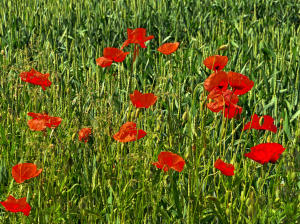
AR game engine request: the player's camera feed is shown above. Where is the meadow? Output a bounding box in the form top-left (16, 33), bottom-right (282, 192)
top-left (0, 0), bottom-right (299, 223)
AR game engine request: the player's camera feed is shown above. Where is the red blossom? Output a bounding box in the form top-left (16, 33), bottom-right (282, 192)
top-left (19, 69), bottom-right (51, 90)
top-left (27, 112), bottom-right (62, 131)
top-left (0, 196), bottom-right (31, 216)
top-left (96, 47), bottom-right (129, 68)
top-left (113, 122), bottom-right (146, 143)
top-left (78, 128), bottom-right (92, 143)
top-left (121, 28), bottom-right (154, 49)
top-left (130, 90), bottom-right (157, 108)
top-left (152, 151), bottom-right (185, 172)
top-left (204, 71), bottom-right (228, 92)
top-left (244, 114), bottom-right (277, 133)
top-left (227, 71), bottom-right (254, 95)
top-left (157, 42), bottom-right (180, 55)
top-left (203, 55), bottom-right (228, 72)
top-left (244, 143), bottom-right (285, 164)
top-left (214, 159), bottom-right (234, 176)
top-left (12, 163), bottom-right (42, 184)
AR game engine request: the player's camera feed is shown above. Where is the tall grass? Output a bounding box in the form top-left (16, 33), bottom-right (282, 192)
top-left (0, 0), bottom-right (299, 223)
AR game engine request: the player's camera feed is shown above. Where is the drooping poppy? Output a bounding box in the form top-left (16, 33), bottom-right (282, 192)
top-left (19, 69), bottom-right (51, 90)
top-left (214, 159), bottom-right (234, 176)
top-left (204, 71), bottom-right (228, 92)
top-left (244, 143), bottom-right (285, 164)
top-left (0, 195), bottom-right (31, 216)
top-left (227, 71), bottom-right (254, 95)
top-left (152, 151), bottom-right (185, 172)
top-left (78, 128), bottom-right (92, 143)
top-left (157, 42), bottom-right (180, 55)
top-left (130, 90), bottom-right (157, 108)
top-left (113, 122), bottom-right (146, 143)
top-left (244, 114), bottom-right (277, 133)
top-left (121, 28), bottom-right (154, 50)
top-left (96, 47), bottom-right (129, 68)
top-left (203, 55), bottom-right (228, 72)
top-left (27, 112), bottom-right (62, 131)
top-left (11, 163), bottom-right (42, 184)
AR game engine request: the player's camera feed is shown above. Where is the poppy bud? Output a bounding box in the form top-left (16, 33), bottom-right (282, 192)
top-left (225, 207), bottom-right (230, 216)
top-left (247, 204), bottom-right (255, 217)
top-left (267, 135), bottom-right (271, 143)
top-left (135, 108), bottom-right (140, 118)
top-left (240, 190), bottom-right (246, 202)
top-left (217, 44), bottom-right (229, 51)
top-left (182, 110), bottom-right (188, 122)
top-left (1, 50), bottom-right (4, 55)
top-left (130, 111), bottom-right (135, 120)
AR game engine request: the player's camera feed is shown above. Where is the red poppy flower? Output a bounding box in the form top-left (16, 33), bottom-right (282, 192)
top-left (113, 122), bottom-right (146, 143)
top-left (244, 114), bottom-right (277, 133)
top-left (96, 47), bottom-right (129, 68)
top-left (203, 55), bottom-right (228, 71)
top-left (12, 163), bottom-right (42, 183)
top-left (130, 90), bottom-right (157, 108)
top-left (244, 143), bottom-right (286, 164)
top-left (78, 128), bottom-right (92, 143)
top-left (19, 69), bottom-right (51, 90)
top-left (152, 151), bottom-right (185, 172)
top-left (0, 195), bottom-right (31, 216)
top-left (157, 42), bottom-right (180, 55)
top-left (121, 28), bottom-right (154, 49)
top-left (27, 112), bottom-right (62, 131)
top-left (223, 103), bottom-right (243, 119)
top-left (204, 71), bottom-right (228, 92)
top-left (207, 88), bottom-right (241, 119)
top-left (214, 159), bottom-right (234, 176)
top-left (227, 71), bottom-right (254, 95)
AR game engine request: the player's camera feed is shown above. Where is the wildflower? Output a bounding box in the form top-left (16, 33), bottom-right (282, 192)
top-left (96, 47), bottom-right (129, 68)
top-left (152, 151), bottom-right (185, 172)
top-left (19, 69), bottom-right (51, 90)
top-left (130, 90), bottom-right (157, 108)
top-left (203, 55), bottom-right (228, 72)
top-left (11, 163), bottom-right (42, 183)
top-left (27, 112), bottom-right (62, 131)
top-left (244, 143), bottom-right (285, 164)
top-left (157, 42), bottom-right (180, 55)
top-left (204, 71), bottom-right (228, 92)
top-left (113, 122), bottom-right (146, 142)
top-left (0, 196), bottom-right (31, 216)
top-left (78, 128), bottom-right (92, 143)
top-left (244, 114), bottom-right (277, 133)
top-left (121, 28), bottom-right (154, 50)
top-left (227, 71), bottom-right (254, 95)
top-left (214, 159), bottom-right (234, 176)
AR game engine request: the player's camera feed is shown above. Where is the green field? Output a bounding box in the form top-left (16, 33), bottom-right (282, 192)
top-left (0, 0), bottom-right (299, 223)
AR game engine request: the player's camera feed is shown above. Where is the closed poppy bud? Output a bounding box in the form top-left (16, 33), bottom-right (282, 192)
top-left (217, 44), bottom-right (229, 51)
top-left (182, 110), bottom-right (188, 122)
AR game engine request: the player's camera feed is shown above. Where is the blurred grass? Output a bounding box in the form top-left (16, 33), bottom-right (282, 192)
top-left (0, 0), bottom-right (299, 223)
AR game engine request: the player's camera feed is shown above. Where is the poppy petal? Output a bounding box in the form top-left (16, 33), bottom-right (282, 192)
top-left (227, 71), bottom-right (254, 95)
top-left (96, 57), bottom-right (113, 68)
top-left (113, 122), bottom-right (146, 142)
top-left (244, 143), bottom-right (285, 164)
top-left (157, 42), bottom-right (180, 55)
top-left (204, 71), bottom-right (228, 92)
top-left (130, 90), bottom-right (157, 108)
top-left (12, 163), bottom-right (42, 183)
top-left (0, 196), bottom-right (31, 216)
top-left (78, 128), bottom-right (92, 143)
top-left (19, 69), bottom-right (52, 90)
top-left (244, 114), bottom-right (277, 133)
top-left (153, 151), bottom-right (185, 172)
top-left (203, 55), bottom-right (228, 71)
top-left (214, 159), bottom-right (234, 176)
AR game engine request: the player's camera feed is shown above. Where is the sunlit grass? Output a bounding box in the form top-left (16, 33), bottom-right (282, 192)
top-left (0, 0), bottom-right (299, 223)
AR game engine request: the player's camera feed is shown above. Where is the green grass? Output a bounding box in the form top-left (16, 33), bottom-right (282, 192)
top-left (0, 0), bottom-right (299, 223)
